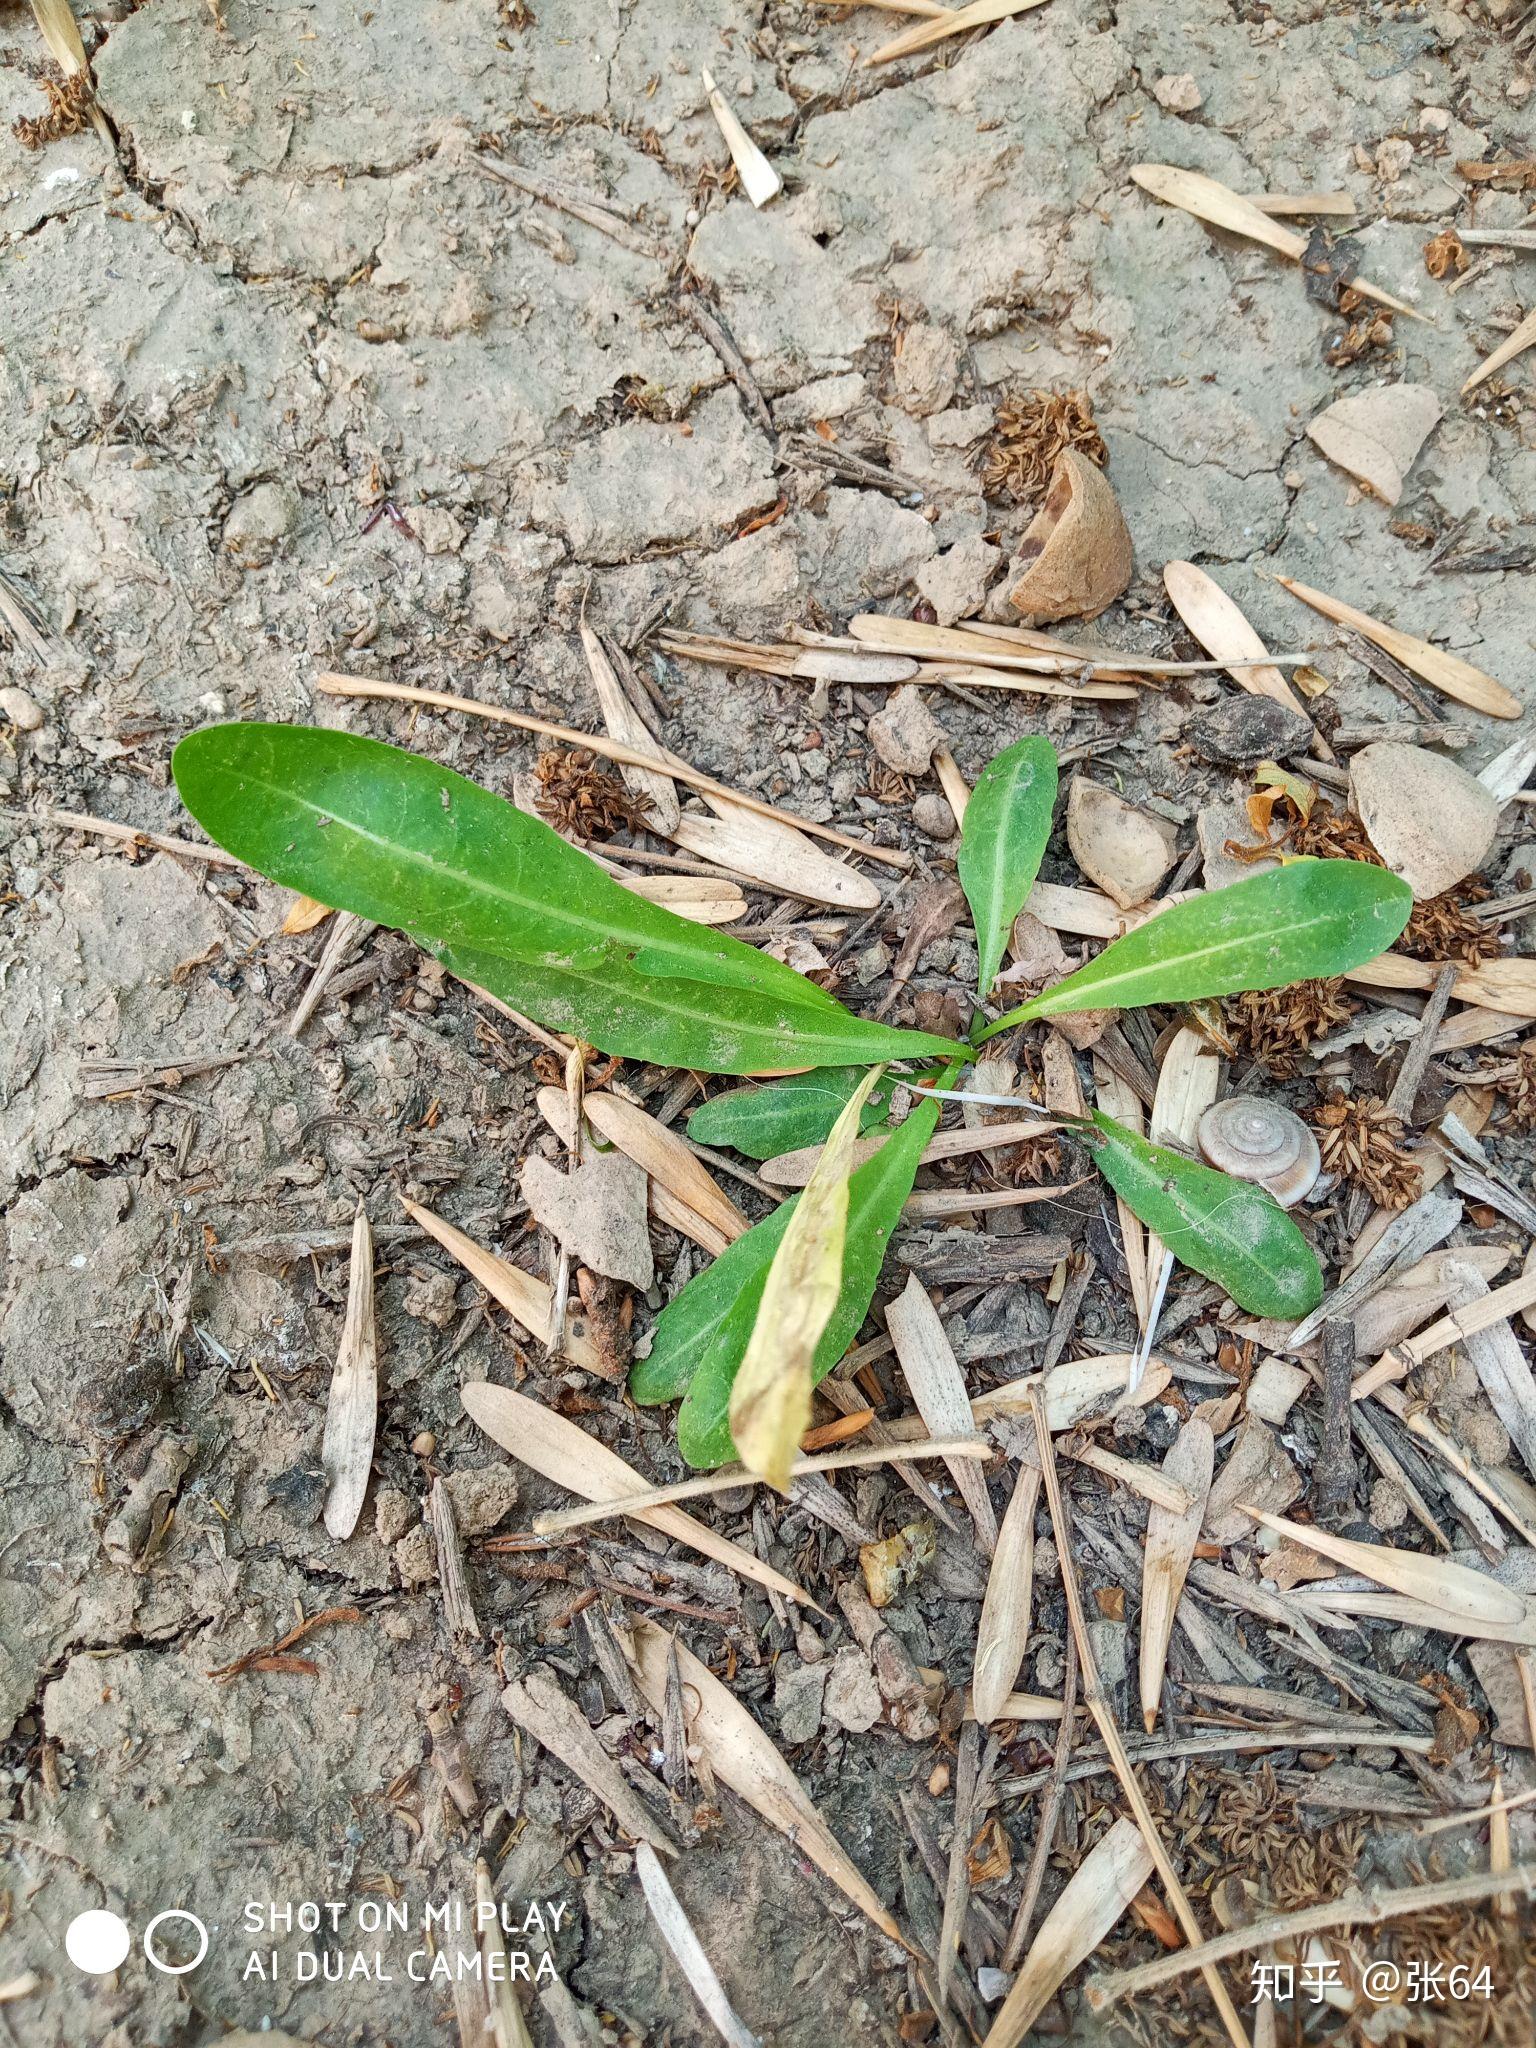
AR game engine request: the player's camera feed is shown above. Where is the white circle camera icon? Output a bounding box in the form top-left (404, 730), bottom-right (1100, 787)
top-left (65, 1910), bottom-right (131, 1975)
top-left (143, 1909), bottom-right (209, 1975)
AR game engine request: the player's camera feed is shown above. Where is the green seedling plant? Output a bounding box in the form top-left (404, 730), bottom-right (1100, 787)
top-left (175, 722), bottom-right (1413, 1472)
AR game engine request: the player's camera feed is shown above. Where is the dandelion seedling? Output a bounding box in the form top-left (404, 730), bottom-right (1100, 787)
top-left (175, 721), bottom-right (1413, 1474)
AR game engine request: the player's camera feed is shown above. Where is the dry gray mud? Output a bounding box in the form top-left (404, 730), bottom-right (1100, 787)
top-left (1, 3), bottom-right (1534, 2045)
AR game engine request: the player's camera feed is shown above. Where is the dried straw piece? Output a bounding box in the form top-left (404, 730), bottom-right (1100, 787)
top-left (430, 1478), bottom-right (481, 1641)
top-left (1462, 304), bottom-right (1536, 397)
top-left (972, 1467), bottom-right (1040, 1724)
top-left (699, 67), bottom-right (780, 208)
top-left (1130, 164), bottom-right (1421, 320)
top-left (502, 1667), bottom-right (677, 1854)
top-left (28, 0), bottom-right (111, 144)
top-left (867, 0), bottom-right (1051, 65)
top-left (635, 1843), bottom-right (757, 2047)
top-left (1277, 576), bottom-right (1520, 720)
top-left (887, 1274), bottom-right (998, 1555)
top-left (463, 1381), bottom-right (814, 1608)
top-left (1138, 1418), bottom-right (1214, 1733)
top-left (402, 1197), bottom-right (603, 1372)
top-left (622, 1620), bottom-right (901, 1939)
top-left (320, 1202), bottom-right (378, 1541)
top-left (984, 1817), bottom-right (1153, 2048)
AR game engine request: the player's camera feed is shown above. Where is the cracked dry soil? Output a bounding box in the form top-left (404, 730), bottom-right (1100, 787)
top-left (1, 2), bottom-right (1534, 2045)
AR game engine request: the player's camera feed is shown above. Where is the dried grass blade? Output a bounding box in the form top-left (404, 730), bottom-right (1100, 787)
top-left (536, 1087), bottom-right (748, 1242)
top-left (973, 1467), bottom-right (1041, 1723)
top-left (430, 1477), bottom-right (481, 1640)
top-left (503, 1667), bottom-right (677, 1854)
top-left (579, 622), bottom-right (680, 834)
top-left (731, 1070), bottom-right (884, 1490)
top-left (700, 66), bottom-right (781, 207)
top-left (971, 1354), bottom-right (1172, 1431)
top-left (1277, 577), bottom-right (1520, 719)
top-left (1395, 1266), bottom-right (1536, 1369)
top-left (888, 1273), bottom-right (999, 1554)
top-left (760, 1116), bottom-right (1064, 1188)
top-left (1139, 1418), bottom-right (1215, 1732)
top-left (669, 808), bottom-right (882, 911)
top-left (462, 1381), bottom-right (815, 1608)
top-left (621, 873), bottom-right (745, 925)
top-left (917, 660), bottom-right (1140, 704)
top-left (320, 1201), bottom-right (378, 1540)
top-left (476, 1861), bottom-right (537, 2048)
top-left (1092, 1059), bottom-right (1150, 1324)
top-left (623, 1620), bottom-right (901, 1939)
top-left (1439, 1260), bottom-right (1536, 1480)
top-left (402, 1197), bottom-right (604, 1372)
top-left (1063, 1440), bottom-right (1193, 1514)
top-left (1142, 1025), bottom-right (1221, 1283)
top-left (1462, 305), bottom-right (1536, 397)
top-left (868, 0), bottom-right (1051, 64)
top-left (635, 1843), bottom-right (758, 2047)
top-left (1244, 1508), bottom-right (1528, 1629)
top-left (985, 1816), bottom-right (1154, 2048)
top-left (1162, 561), bottom-right (1310, 720)
top-left (1131, 164), bottom-right (1421, 318)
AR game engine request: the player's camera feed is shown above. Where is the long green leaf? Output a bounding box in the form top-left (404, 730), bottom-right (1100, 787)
top-left (958, 736), bottom-right (1058, 1004)
top-left (632, 1095), bottom-right (943, 1466)
top-left (979, 859), bottom-right (1411, 1038)
top-left (173, 724), bottom-right (961, 1078)
top-left (1087, 1112), bottom-right (1323, 1319)
top-left (686, 1067), bottom-right (899, 1160)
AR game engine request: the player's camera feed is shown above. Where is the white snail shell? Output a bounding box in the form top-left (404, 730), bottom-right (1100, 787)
top-left (1197, 1096), bottom-right (1320, 1209)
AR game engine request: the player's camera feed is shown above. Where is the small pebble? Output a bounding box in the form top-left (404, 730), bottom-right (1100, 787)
top-left (912, 793), bottom-right (956, 840)
top-left (0, 686), bottom-right (44, 732)
top-left (411, 1430), bottom-right (437, 1458)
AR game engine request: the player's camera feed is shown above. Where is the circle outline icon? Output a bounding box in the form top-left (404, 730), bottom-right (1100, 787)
top-left (65, 1909), bottom-right (131, 1975)
top-left (143, 1909), bottom-right (209, 1975)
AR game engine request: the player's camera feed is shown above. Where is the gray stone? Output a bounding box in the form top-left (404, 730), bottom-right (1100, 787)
top-left (893, 323), bottom-right (960, 416)
top-left (1191, 692), bottom-right (1314, 768)
top-left (915, 534), bottom-right (1002, 626)
top-left (869, 684), bottom-right (943, 774)
top-left (822, 1646), bottom-right (882, 1733)
top-left (0, 687), bottom-right (44, 731)
top-left (913, 793), bottom-right (957, 840)
top-left (223, 480), bottom-right (300, 561)
top-left (774, 1659), bottom-right (828, 1744)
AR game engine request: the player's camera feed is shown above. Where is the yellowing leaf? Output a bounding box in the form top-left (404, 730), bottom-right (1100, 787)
top-left (730, 1067), bottom-right (884, 1491)
top-left (281, 894), bottom-right (335, 936)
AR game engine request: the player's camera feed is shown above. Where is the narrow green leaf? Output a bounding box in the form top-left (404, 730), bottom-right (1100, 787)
top-left (173, 724), bottom-right (961, 1078)
top-left (978, 860), bottom-right (1417, 1040)
top-left (981, 860), bottom-right (1410, 1038)
top-left (957, 736), bottom-right (1058, 1004)
top-left (730, 1069), bottom-right (885, 1490)
top-left (633, 1095), bottom-right (943, 1468)
top-left (1087, 1112), bottom-right (1323, 1319)
top-left (686, 1067), bottom-right (898, 1160)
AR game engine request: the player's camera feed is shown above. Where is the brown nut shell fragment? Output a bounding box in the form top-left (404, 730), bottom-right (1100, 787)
top-left (1008, 448), bottom-right (1134, 624)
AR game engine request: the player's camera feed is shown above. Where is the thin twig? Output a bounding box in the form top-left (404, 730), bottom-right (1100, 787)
top-left (1002, 1624), bottom-right (1079, 1969)
top-left (1025, 1386), bottom-right (1251, 2048)
top-left (1086, 1864), bottom-right (1536, 2011)
top-left (313, 670), bottom-right (911, 871)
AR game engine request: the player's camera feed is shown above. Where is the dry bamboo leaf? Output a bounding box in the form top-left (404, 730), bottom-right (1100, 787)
top-left (971, 1354), bottom-right (1172, 1431)
top-left (402, 1197), bottom-right (604, 1372)
top-left (1162, 561), bottom-right (1310, 719)
top-left (502, 1667), bottom-right (677, 1855)
top-left (669, 807), bottom-right (881, 912)
top-left (536, 1087), bottom-right (748, 1242)
top-left (1131, 163), bottom-right (1421, 319)
top-left (462, 1381), bottom-right (814, 1608)
top-left (635, 1843), bottom-right (757, 2047)
top-left (1246, 1508), bottom-right (1530, 1631)
top-left (281, 894), bottom-right (334, 936)
top-left (916, 660), bottom-right (1138, 705)
top-left (848, 612), bottom-right (1144, 681)
top-left (731, 1069), bottom-right (884, 1491)
top-left (868, 0), bottom-right (1051, 65)
top-left (888, 1273), bottom-right (999, 1554)
top-left (986, 1817), bottom-right (1154, 2048)
top-left (1344, 952), bottom-right (1536, 1014)
top-left (1278, 577), bottom-right (1520, 720)
top-left (650, 1184), bottom-right (733, 1258)
top-left (620, 873), bottom-right (746, 925)
top-left (430, 1477), bottom-right (481, 1640)
top-left (1140, 1418), bottom-right (1214, 1733)
top-left (1063, 1440), bottom-right (1193, 1514)
top-left (476, 1861), bottom-right (537, 2048)
top-left (973, 1467), bottom-right (1041, 1724)
top-left (761, 1116), bottom-right (1064, 1188)
top-left (622, 1620), bottom-right (901, 1938)
top-left (1439, 1261), bottom-right (1536, 1482)
top-left (1093, 1059), bottom-right (1150, 1324)
top-left (1143, 1026), bottom-right (1221, 1283)
top-left (320, 1201), bottom-right (378, 1541)
top-left (579, 622), bottom-right (681, 834)
top-left (970, 1690), bottom-right (1066, 1722)
top-left (700, 66), bottom-right (780, 207)
top-left (1462, 304), bottom-right (1536, 397)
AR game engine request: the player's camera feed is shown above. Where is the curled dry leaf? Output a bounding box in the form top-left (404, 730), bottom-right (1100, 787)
top-left (730, 1070), bottom-right (884, 1492)
top-left (1305, 384), bottom-right (1442, 505)
top-left (461, 1380), bottom-right (814, 1609)
top-left (1349, 742), bottom-right (1498, 903)
top-left (984, 1817), bottom-right (1154, 2048)
top-left (972, 1466), bottom-right (1041, 1724)
top-left (320, 1202), bottom-right (379, 1541)
top-left (1009, 449), bottom-right (1134, 624)
top-left (1065, 777), bottom-right (1178, 911)
top-left (621, 1620), bottom-right (900, 1940)
top-left (1139, 1418), bottom-right (1215, 1732)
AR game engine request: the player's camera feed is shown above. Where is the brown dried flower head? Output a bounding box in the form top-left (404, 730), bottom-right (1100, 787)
top-left (1311, 1091), bottom-right (1423, 1209)
top-left (534, 747), bottom-right (653, 840)
top-left (1222, 979), bottom-right (1358, 1078)
top-left (981, 388), bottom-right (1107, 505)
